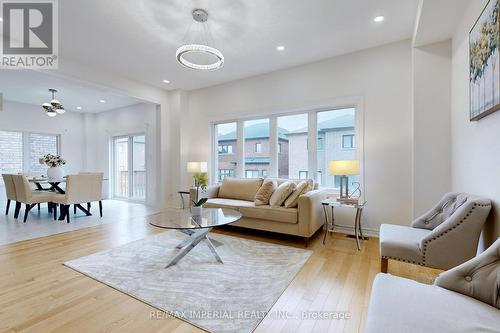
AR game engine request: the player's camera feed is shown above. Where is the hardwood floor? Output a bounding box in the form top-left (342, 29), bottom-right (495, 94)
top-left (0, 216), bottom-right (442, 333)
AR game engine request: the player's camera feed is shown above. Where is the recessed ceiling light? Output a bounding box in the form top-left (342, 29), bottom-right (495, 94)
top-left (277, 45), bottom-right (285, 51)
top-left (76, 106), bottom-right (82, 110)
top-left (374, 16), bottom-right (384, 23)
top-left (99, 99), bottom-right (106, 103)
top-left (162, 79), bottom-right (170, 84)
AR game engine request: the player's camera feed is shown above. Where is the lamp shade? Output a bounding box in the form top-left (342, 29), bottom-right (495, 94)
top-left (328, 160), bottom-right (359, 176)
top-left (187, 162), bottom-right (207, 173)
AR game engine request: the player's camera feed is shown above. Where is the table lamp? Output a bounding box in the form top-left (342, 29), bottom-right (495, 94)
top-left (187, 162), bottom-right (208, 202)
top-left (328, 160), bottom-right (359, 201)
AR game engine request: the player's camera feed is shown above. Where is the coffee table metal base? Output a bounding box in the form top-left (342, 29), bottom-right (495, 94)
top-left (165, 228), bottom-right (223, 268)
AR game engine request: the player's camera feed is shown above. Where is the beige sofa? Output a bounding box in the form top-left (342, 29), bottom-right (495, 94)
top-left (190, 178), bottom-right (328, 243)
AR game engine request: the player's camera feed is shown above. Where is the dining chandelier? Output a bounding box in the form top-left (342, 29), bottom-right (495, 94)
top-left (176, 8), bottom-right (224, 71)
top-left (42, 88), bottom-right (65, 117)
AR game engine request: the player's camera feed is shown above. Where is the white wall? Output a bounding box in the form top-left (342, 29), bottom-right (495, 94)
top-left (184, 40), bottom-right (414, 233)
top-left (0, 100), bottom-right (85, 174)
top-left (412, 40), bottom-right (452, 217)
top-left (451, 0), bottom-right (500, 248)
top-left (87, 103), bottom-right (160, 207)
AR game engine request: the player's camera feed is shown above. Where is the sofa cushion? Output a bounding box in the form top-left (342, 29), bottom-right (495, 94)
top-left (365, 273), bottom-right (500, 333)
top-left (254, 179), bottom-right (277, 206)
top-left (204, 198), bottom-right (255, 210)
top-left (379, 224), bottom-right (431, 264)
top-left (272, 178), bottom-right (314, 191)
top-left (284, 180), bottom-right (309, 208)
top-left (218, 177), bottom-right (263, 202)
top-left (269, 181), bottom-right (296, 207)
top-left (239, 205), bottom-right (298, 224)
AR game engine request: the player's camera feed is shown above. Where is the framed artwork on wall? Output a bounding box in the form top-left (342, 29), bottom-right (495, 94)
top-left (470, 0), bottom-right (500, 121)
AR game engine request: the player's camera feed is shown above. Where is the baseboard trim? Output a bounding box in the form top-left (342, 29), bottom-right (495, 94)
top-left (329, 224), bottom-right (379, 237)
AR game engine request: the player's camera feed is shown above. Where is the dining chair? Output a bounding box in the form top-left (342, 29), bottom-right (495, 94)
top-left (11, 175), bottom-right (56, 222)
top-left (52, 174), bottom-right (103, 223)
top-left (77, 172), bottom-right (104, 215)
top-left (2, 174), bottom-right (18, 216)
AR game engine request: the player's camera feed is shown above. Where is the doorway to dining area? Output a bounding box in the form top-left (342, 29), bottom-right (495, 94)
top-left (112, 134), bottom-right (146, 202)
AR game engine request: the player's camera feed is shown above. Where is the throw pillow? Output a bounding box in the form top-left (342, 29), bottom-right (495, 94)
top-left (254, 180), bottom-right (277, 206)
top-left (284, 180), bottom-right (309, 208)
top-left (269, 181), bottom-right (296, 207)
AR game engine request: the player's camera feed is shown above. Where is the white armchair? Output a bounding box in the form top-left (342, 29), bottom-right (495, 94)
top-left (365, 237), bottom-right (500, 333)
top-left (379, 192), bottom-right (491, 272)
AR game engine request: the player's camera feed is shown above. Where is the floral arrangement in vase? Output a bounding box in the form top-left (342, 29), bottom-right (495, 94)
top-left (39, 154), bottom-right (66, 179)
top-left (39, 154), bottom-right (66, 167)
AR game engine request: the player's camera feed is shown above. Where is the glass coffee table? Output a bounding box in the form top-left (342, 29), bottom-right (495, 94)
top-left (148, 208), bottom-right (242, 268)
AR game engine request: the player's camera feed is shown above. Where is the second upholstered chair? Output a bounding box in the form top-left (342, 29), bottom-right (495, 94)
top-left (379, 192), bottom-right (491, 272)
top-left (365, 237), bottom-right (500, 333)
top-left (52, 174), bottom-right (103, 223)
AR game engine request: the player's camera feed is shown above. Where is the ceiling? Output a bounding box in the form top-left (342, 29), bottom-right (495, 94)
top-left (0, 70), bottom-right (144, 113)
top-left (59, 0), bottom-right (420, 91)
top-left (413, 0), bottom-right (471, 47)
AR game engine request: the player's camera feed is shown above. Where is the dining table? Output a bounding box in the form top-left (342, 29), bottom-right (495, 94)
top-left (29, 177), bottom-right (67, 194)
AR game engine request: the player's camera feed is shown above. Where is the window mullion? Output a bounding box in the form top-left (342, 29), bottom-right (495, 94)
top-left (307, 112), bottom-right (317, 183)
top-left (236, 121), bottom-right (244, 178)
top-left (22, 132), bottom-right (29, 173)
top-left (268, 117), bottom-right (278, 177)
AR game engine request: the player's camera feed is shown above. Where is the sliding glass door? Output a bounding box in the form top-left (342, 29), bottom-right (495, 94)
top-left (112, 134), bottom-right (146, 201)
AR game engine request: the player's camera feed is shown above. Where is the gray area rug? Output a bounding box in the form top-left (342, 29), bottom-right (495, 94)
top-left (65, 231), bottom-right (312, 333)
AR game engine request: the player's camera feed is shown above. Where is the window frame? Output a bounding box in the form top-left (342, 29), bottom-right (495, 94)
top-left (342, 134), bottom-right (355, 149)
top-left (0, 129), bottom-right (61, 175)
top-left (255, 142), bottom-right (262, 153)
top-left (210, 102), bottom-right (364, 197)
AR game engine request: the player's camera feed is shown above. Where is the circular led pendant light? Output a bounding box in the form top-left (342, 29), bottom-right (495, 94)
top-left (42, 89), bottom-right (65, 117)
top-left (176, 9), bottom-right (224, 71)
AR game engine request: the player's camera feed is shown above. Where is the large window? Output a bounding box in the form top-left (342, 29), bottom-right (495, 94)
top-left (317, 108), bottom-right (357, 188)
top-left (216, 122), bottom-right (237, 182)
top-left (29, 133), bottom-right (58, 174)
top-left (0, 131), bottom-right (23, 176)
top-left (278, 113), bottom-right (308, 179)
top-left (0, 130), bottom-right (59, 179)
top-left (244, 119), bottom-right (269, 178)
top-left (212, 107), bottom-right (359, 189)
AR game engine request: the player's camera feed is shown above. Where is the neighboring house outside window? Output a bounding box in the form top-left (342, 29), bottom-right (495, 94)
top-left (299, 171), bottom-right (308, 179)
top-left (317, 171), bottom-right (323, 185)
top-left (218, 144), bottom-right (233, 154)
top-left (218, 169), bottom-right (234, 181)
top-left (255, 143), bottom-right (262, 153)
top-left (317, 137), bottom-right (324, 150)
top-left (246, 170), bottom-right (259, 178)
top-left (342, 134), bottom-right (355, 149)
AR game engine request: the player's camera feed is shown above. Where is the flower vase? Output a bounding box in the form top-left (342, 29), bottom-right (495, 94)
top-left (191, 206), bottom-right (203, 216)
top-left (47, 166), bottom-right (64, 180)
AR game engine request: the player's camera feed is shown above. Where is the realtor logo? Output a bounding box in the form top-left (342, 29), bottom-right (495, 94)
top-left (1, 0), bottom-right (58, 69)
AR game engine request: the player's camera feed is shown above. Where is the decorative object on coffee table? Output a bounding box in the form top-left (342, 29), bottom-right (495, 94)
top-left (186, 161), bottom-right (208, 202)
